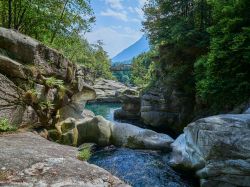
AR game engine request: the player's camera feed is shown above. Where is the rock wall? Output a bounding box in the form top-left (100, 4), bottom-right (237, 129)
top-left (170, 114), bottom-right (250, 187)
top-left (0, 27), bottom-right (95, 127)
top-left (141, 87), bottom-right (194, 135)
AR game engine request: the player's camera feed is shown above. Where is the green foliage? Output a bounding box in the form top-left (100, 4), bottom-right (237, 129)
top-left (0, 0), bottom-right (113, 80)
top-left (131, 52), bottom-right (153, 87)
top-left (77, 147), bottom-right (92, 161)
top-left (39, 101), bottom-right (55, 110)
top-left (195, 0), bottom-right (250, 111)
top-left (0, 118), bottom-right (17, 132)
top-left (112, 71), bottom-right (132, 85)
top-left (45, 77), bottom-right (64, 88)
top-left (143, 0), bottom-right (250, 113)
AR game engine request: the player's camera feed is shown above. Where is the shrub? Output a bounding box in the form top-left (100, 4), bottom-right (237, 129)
top-left (0, 118), bottom-right (17, 132)
top-left (45, 77), bottom-right (64, 88)
top-left (77, 147), bottom-right (92, 161)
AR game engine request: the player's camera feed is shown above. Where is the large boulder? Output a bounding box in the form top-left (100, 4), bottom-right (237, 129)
top-left (111, 123), bottom-right (174, 151)
top-left (0, 27), bottom-right (95, 127)
top-left (114, 89), bottom-right (141, 120)
top-left (93, 78), bottom-right (128, 102)
top-left (0, 132), bottom-right (128, 186)
top-left (170, 114), bottom-right (250, 187)
top-left (55, 117), bottom-right (173, 151)
top-left (141, 88), bottom-right (194, 135)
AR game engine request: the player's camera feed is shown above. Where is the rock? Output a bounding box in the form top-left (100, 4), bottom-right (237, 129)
top-left (56, 117), bottom-right (174, 151)
top-left (114, 89), bottom-right (141, 120)
top-left (48, 129), bottom-right (61, 142)
top-left (141, 88), bottom-right (194, 134)
top-left (77, 116), bottom-right (113, 146)
top-left (93, 78), bottom-right (128, 102)
top-left (0, 27), bottom-right (96, 127)
top-left (0, 132), bottom-right (128, 186)
top-left (0, 55), bottom-right (28, 79)
top-left (21, 106), bottom-right (39, 126)
top-left (0, 73), bottom-right (25, 125)
top-left (59, 85), bottom-right (96, 121)
top-left (78, 143), bottom-right (98, 152)
top-left (82, 109), bottom-right (95, 118)
top-left (111, 123), bottom-right (174, 151)
top-left (170, 114), bottom-right (250, 187)
top-left (244, 107), bottom-right (250, 114)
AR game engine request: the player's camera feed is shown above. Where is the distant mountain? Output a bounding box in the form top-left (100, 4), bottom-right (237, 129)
top-left (112, 35), bottom-right (150, 65)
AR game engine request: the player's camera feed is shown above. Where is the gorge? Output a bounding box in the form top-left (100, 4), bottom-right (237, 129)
top-left (1, 0), bottom-right (250, 186)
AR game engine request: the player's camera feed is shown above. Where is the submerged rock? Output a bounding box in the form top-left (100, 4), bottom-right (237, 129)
top-left (170, 114), bottom-right (250, 187)
top-left (0, 132), bottom-right (128, 186)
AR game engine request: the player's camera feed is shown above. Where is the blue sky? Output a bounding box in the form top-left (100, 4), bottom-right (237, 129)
top-left (85, 0), bottom-right (147, 58)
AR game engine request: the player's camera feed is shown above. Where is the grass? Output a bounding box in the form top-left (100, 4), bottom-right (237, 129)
top-left (77, 147), bottom-right (92, 161)
top-left (0, 118), bottom-right (17, 133)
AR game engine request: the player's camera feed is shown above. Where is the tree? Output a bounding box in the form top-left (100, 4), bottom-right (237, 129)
top-left (195, 0), bottom-right (250, 111)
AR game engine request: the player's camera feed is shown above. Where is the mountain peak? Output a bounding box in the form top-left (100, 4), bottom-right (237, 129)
top-left (112, 35), bottom-right (150, 65)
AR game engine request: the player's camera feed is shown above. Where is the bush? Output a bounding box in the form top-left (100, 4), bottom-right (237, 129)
top-left (77, 147), bottom-right (92, 161)
top-left (0, 118), bottom-right (17, 132)
top-left (45, 77), bottom-right (64, 88)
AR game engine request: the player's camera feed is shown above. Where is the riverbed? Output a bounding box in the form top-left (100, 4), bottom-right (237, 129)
top-left (86, 103), bottom-right (197, 187)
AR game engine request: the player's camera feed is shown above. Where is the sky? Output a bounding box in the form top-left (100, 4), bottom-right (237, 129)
top-left (85, 0), bottom-right (147, 58)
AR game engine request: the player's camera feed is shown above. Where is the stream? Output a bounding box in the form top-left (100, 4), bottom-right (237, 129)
top-left (86, 103), bottom-right (197, 187)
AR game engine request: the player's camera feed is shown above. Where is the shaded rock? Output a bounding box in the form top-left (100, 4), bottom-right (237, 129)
top-left (170, 114), bottom-right (250, 187)
top-left (0, 132), bottom-right (128, 186)
top-left (111, 123), bottom-right (174, 151)
top-left (78, 143), bottom-right (98, 152)
top-left (141, 88), bottom-right (194, 134)
top-left (77, 116), bottom-right (113, 146)
top-left (0, 55), bottom-right (28, 79)
top-left (0, 73), bottom-right (25, 125)
top-left (59, 85), bottom-right (96, 121)
top-left (114, 89), bottom-right (141, 120)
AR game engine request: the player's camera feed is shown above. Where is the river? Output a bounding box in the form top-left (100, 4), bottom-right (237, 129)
top-left (85, 103), bottom-right (198, 187)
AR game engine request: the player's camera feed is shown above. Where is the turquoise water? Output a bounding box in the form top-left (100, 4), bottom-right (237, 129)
top-left (85, 103), bottom-right (121, 122)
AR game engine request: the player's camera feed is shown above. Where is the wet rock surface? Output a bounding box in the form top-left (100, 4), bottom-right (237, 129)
top-left (0, 132), bottom-right (128, 186)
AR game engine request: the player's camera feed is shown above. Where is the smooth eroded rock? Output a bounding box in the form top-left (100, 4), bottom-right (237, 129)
top-left (0, 132), bottom-right (128, 186)
top-left (170, 114), bottom-right (250, 187)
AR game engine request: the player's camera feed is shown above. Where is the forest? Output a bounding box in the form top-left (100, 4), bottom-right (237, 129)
top-left (132, 0), bottom-right (250, 113)
top-left (0, 0), bottom-right (113, 80)
top-left (0, 0), bottom-right (250, 186)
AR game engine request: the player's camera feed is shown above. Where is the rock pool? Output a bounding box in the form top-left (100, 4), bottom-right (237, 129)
top-left (86, 102), bottom-right (197, 187)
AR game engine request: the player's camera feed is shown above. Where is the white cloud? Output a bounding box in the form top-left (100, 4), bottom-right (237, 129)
top-left (100, 9), bottom-right (128, 21)
top-left (86, 27), bottom-right (142, 57)
top-left (105, 0), bottom-right (123, 10)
